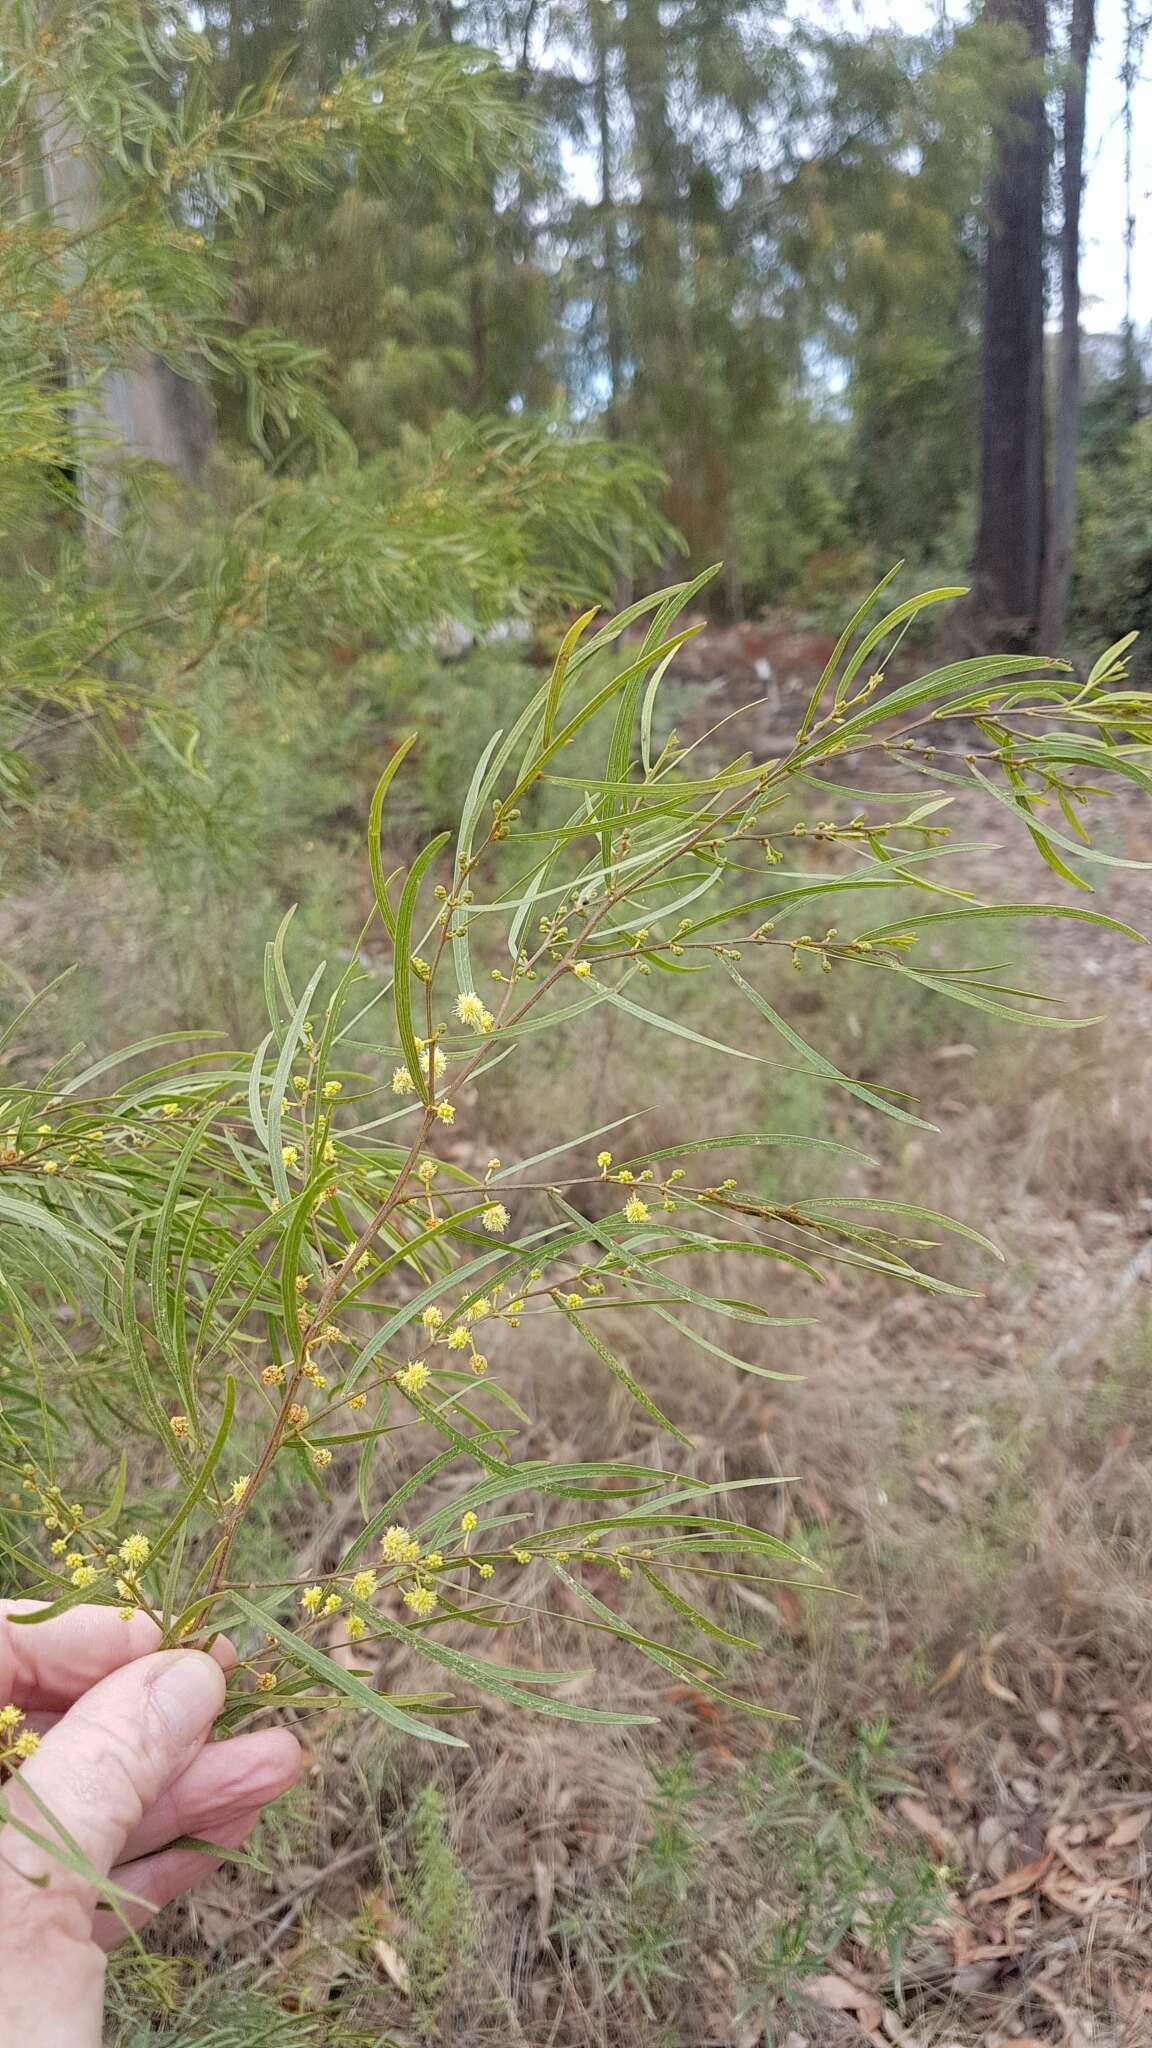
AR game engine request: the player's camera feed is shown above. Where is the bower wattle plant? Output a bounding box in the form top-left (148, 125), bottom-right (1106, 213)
top-left (1, 571), bottom-right (1148, 1738)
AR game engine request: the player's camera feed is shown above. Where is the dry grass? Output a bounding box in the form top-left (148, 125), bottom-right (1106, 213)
top-left (15, 668), bottom-right (1150, 2045)
top-left (97, 780), bottom-right (1152, 2047)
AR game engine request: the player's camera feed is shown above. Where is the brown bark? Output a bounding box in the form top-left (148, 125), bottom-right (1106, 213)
top-left (970, 0), bottom-right (1049, 644)
top-left (1039, 0), bottom-right (1096, 650)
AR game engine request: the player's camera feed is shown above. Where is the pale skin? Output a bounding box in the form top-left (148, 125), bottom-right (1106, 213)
top-left (0, 1602), bottom-right (301, 2048)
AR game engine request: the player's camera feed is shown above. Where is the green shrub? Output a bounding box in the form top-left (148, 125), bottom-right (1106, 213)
top-left (2, 576), bottom-right (1147, 1794)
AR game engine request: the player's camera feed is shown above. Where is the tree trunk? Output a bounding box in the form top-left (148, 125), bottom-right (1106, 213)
top-left (618, 0), bottom-right (685, 422)
top-left (37, 101), bottom-right (213, 535)
top-left (970, 0), bottom-right (1049, 643)
top-left (592, 0), bottom-right (625, 439)
top-left (1039, 0), bottom-right (1096, 649)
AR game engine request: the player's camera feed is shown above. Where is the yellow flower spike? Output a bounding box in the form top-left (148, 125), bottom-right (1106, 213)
top-left (50, 1538), bottom-right (67, 1556)
top-left (322, 1593), bottom-right (343, 1615)
top-left (512, 1549), bottom-right (532, 1566)
top-left (476, 1561), bottom-right (495, 1579)
top-left (64, 1551), bottom-right (84, 1570)
top-left (0, 1705), bottom-right (23, 1731)
top-left (261, 1364), bottom-right (285, 1387)
top-left (348, 1393), bottom-right (366, 1411)
top-left (402, 1583), bottom-right (437, 1617)
top-left (300, 1584), bottom-right (324, 1615)
top-left (446, 1325), bottom-right (469, 1350)
top-left (597, 1151), bottom-right (612, 1173)
top-left (117, 1533), bottom-right (151, 1570)
top-left (312, 1447), bottom-right (333, 1470)
top-left (350, 1569), bottom-right (377, 1600)
top-left (435, 1102), bottom-right (455, 1124)
top-left (460, 1511), bottom-right (478, 1532)
top-left (70, 1564), bottom-right (98, 1587)
top-left (563, 1292), bottom-right (583, 1310)
top-left (481, 1203), bottom-right (509, 1236)
top-left (280, 1145), bottom-right (298, 1168)
top-left (424, 1552), bottom-right (444, 1570)
top-left (228, 1476), bottom-right (252, 1506)
top-left (11, 1730), bottom-right (39, 1759)
top-left (287, 1403), bottom-right (308, 1429)
top-left (255, 1671), bottom-right (277, 1692)
top-left (468, 1352), bottom-right (488, 1376)
top-left (624, 1196), bottom-right (650, 1224)
top-left (322, 1140), bottom-right (336, 1164)
top-left (323, 1080), bottom-right (342, 1098)
top-left (421, 1306), bottom-right (445, 1332)
top-left (571, 960), bottom-right (591, 978)
top-left (294, 1273), bottom-right (309, 1294)
top-left (345, 1613), bottom-right (367, 1642)
top-left (391, 1066), bottom-right (415, 1095)
top-left (397, 1360), bottom-right (431, 1395)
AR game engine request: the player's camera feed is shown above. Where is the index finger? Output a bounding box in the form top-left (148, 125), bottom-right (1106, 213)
top-left (0, 1602), bottom-right (233, 1710)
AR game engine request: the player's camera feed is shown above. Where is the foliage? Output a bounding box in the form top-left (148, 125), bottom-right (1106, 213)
top-left (167, 0), bottom-right (1050, 607)
top-left (1, 573), bottom-right (1149, 1767)
top-left (1074, 416), bottom-right (1152, 660)
top-left (561, 1722), bottom-right (946, 2028)
top-left (389, 1784), bottom-right (477, 2015)
top-left (0, 0), bottom-right (669, 806)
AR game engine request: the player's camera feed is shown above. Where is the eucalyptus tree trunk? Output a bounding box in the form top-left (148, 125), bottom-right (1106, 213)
top-left (591, 0), bottom-right (625, 440)
top-left (37, 99), bottom-right (212, 536)
top-left (970, 0), bottom-right (1049, 643)
top-left (618, 0), bottom-right (685, 427)
top-left (1039, 0), bottom-right (1096, 650)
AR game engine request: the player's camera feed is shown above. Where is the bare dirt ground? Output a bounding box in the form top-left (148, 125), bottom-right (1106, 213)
top-left (129, 639), bottom-right (1152, 2048)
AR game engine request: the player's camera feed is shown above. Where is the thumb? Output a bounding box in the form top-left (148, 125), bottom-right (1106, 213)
top-left (0, 1648), bottom-right (225, 2045)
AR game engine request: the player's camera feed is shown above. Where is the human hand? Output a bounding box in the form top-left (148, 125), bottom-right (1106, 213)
top-left (0, 1601), bottom-right (301, 2048)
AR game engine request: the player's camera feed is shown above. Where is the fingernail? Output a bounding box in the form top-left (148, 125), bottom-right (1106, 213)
top-left (149, 1650), bottom-right (227, 1741)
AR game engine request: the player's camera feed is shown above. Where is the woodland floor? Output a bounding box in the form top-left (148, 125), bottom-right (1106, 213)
top-left (104, 641), bottom-right (1152, 2048)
